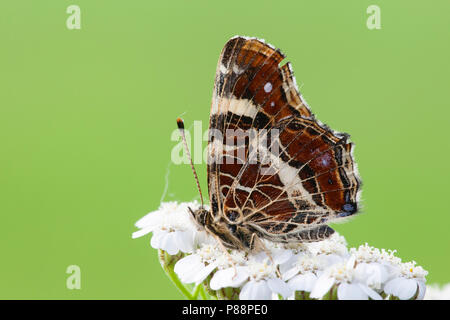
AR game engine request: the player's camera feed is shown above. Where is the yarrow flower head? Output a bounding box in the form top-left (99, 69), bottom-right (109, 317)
top-left (310, 256), bottom-right (383, 300)
top-left (132, 202), bottom-right (429, 300)
top-left (132, 201), bottom-right (205, 255)
top-left (383, 261), bottom-right (428, 300)
top-left (210, 251), bottom-right (293, 300)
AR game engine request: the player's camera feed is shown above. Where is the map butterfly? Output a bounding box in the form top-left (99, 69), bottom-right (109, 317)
top-left (177, 36), bottom-right (361, 252)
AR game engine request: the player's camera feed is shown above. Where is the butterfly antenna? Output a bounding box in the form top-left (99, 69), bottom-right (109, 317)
top-left (176, 118), bottom-right (204, 207)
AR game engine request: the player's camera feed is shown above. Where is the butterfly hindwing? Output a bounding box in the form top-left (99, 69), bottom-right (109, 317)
top-left (207, 36), bottom-right (361, 246)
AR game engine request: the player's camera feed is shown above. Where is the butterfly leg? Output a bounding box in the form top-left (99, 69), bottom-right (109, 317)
top-left (250, 233), bottom-right (282, 278)
top-left (207, 229), bottom-right (238, 278)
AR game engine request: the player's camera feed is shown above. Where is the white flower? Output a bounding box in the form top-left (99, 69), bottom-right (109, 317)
top-left (336, 282), bottom-right (381, 300)
top-left (350, 243), bottom-right (402, 272)
top-left (384, 261), bottom-right (428, 300)
top-left (174, 253), bottom-right (219, 284)
top-left (174, 240), bottom-right (248, 284)
top-left (350, 243), bottom-right (381, 263)
top-left (174, 242), bottom-right (224, 284)
top-left (209, 267), bottom-right (250, 290)
top-left (240, 278), bottom-right (291, 300)
top-left (288, 273), bottom-right (319, 293)
top-left (280, 252), bottom-right (326, 281)
top-left (378, 248), bottom-right (402, 266)
top-left (354, 262), bottom-right (391, 290)
top-left (310, 256), bottom-right (382, 300)
top-left (210, 252), bottom-right (292, 300)
top-left (134, 201), bottom-right (429, 300)
top-left (280, 252), bottom-right (334, 296)
top-left (349, 244), bottom-right (396, 290)
top-left (132, 201), bottom-right (203, 255)
top-left (263, 241), bottom-right (295, 265)
top-left (307, 233), bottom-right (349, 257)
top-left (240, 254), bottom-right (292, 300)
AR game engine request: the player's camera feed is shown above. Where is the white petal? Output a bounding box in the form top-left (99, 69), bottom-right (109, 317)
top-left (384, 278), bottom-right (418, 300)
top-left (240, 280), bottom-right (272, 300)
top-left (279, 255), bottom-right (297, 278)
top-left (174, 254), bottom-right (204, 283)
top-left (397, 279), bottom-right (419, 300)
top-left (210, 267), bottom-right (249, 290)
top-left (150, 230), bottom-right (167, 249)
top-left (250, 252), bottom-right (269, 263)
top-left (337, 283), bottom-right (368, 300)
top-left (354, 263), bottom-right (389, 290)
top-left (346, 255), bottom-right (356, 269)
top-left (195, 230), bottom-right (216, 246)
top-left (358, 283), bottom-right (383, 300)
top-left (288, 273), bottom-right (318, 292)
top-left (272, 249), bottom-right (293, 265)
top-left (135, 211), bottom-right (164, 229)
top-left (159, 232), bottom-right (179, 255)
top-left (131, 226), bottom-right (153, 239)
top-left (383, 278), bottom-right (402, 295)
top-left (267, 278), bottom-right (293, 299)
top-left (174, 230), bottom-right (195, 253)
top-left (417, 281), bottom-right (426, 300)
top-left (310, 275), bottom-right (335, 299)
top-left (318, 253), bottom-right (345, 266)
top-left (281, 266), bottom-right (301, 281)
top-left (194, 261), bottom-right (219, 285)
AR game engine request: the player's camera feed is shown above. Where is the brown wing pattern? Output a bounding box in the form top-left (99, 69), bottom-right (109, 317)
top-left (208, 36), bottom-right (361, 244)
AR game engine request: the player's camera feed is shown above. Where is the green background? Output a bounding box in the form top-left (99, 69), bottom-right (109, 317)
top-left (1, 0), bottom-right (449, 299)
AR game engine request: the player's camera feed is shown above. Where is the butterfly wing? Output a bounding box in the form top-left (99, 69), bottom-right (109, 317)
top-left (208, 36), bottom-right (361, 244)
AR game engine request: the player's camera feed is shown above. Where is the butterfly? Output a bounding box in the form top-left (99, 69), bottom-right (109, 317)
top-left (177, 36), bottom-right (361, 252)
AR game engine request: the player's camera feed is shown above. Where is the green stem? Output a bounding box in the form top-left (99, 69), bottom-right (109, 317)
top-left (158, 249), bottom-right (195, 300)
top-left (323, 284), bottom-right (337, 300)
top-left (295, 291), bottom-right (311, 300)
top-left (191, 284), bottom-right (202, 300)
top-left (202, 275), bottom-right (218, 300)
top-left (198, 285), bottom-right (208, 300)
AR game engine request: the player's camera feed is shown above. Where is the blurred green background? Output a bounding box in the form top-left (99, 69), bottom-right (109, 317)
top-left (1, 0), bottom-right (449, 299)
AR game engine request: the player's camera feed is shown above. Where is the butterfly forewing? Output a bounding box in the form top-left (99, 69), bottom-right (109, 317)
top-left (206, 36), bottom-right (361, 247)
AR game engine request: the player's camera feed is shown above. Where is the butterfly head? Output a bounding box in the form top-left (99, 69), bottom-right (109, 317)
top-left (188, 206), bottom-right (211, 229)
top-left (187, 206), bottom-right (244, 250)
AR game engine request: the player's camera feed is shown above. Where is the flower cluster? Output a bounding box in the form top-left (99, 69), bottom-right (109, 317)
top-left (133, 201), bottom-right (428, 300)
